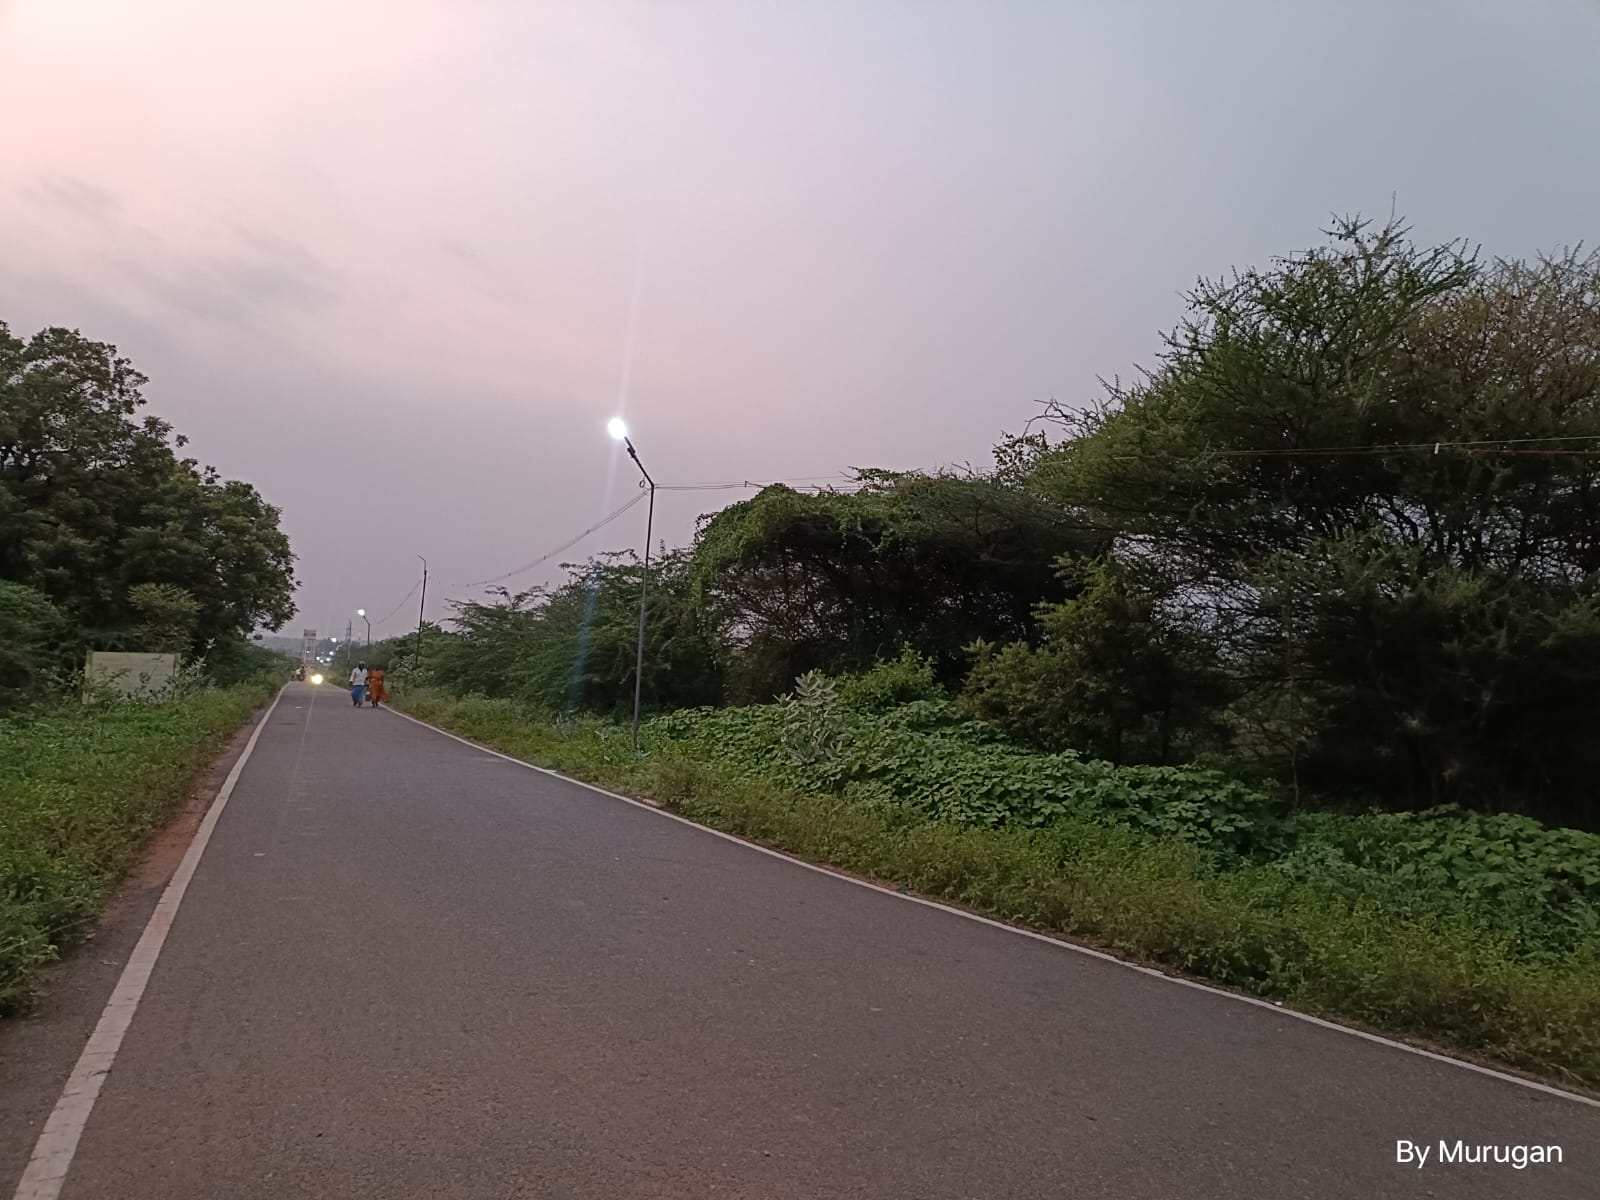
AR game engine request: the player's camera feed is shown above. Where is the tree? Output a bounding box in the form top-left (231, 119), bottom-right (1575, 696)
top-left (1030, 217), bottom-right (1600, 823)
top-left (961, 556), bottom-right (1228, 763)
top-left (431, 551), bottom-right (723, 715)
top-left (0, 322), bottom-right (296, 656)
top-left (128, 583), bottom-right (200, 653)
top-left (691, 471), bottom-right (1110, 701)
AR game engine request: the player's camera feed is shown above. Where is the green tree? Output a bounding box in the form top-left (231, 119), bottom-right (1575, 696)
top-left (962, 557), bottom-right (1228, 763)
top-left (0, 322), bottom-right (296, 654)
top-left (1031, 217), bottom-right (1600, 823)
top-left (128, 583), bottom-right (200, 653)
top-left (432, 551), bottom-right (723, 715)
top-left (691, 471), bottom-right (1109, 701)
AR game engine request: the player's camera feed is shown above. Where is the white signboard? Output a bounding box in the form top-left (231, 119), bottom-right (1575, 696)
top-left (86, 652), bottom-right (180, 701)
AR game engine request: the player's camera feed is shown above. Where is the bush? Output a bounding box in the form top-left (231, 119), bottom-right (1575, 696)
top-left (654, 696), bottom-right (1286, 858)
top-left (835, 648), bottom-right (945, 712)
top-left (0, 581), bottom-right (70, 710)
top-left (203, 638), bottom-right (294, 688)
top-left (959, 557), bottom-right (1229, 764)
top-left (1275, 807), bottom-right (1600, 958)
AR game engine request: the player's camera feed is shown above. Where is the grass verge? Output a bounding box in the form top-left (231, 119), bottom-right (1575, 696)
top-left (400, 690), bottom-right (1600, 1093)
top-left (0, 682), bottom-right (278, 1014)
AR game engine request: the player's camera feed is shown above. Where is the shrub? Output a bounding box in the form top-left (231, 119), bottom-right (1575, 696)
top-left (0, 581), bottom-right (69, 711)
top-left (836, 648), bottom-right (945, 712)
top-left (654, 696), bottom-right (1285, 858)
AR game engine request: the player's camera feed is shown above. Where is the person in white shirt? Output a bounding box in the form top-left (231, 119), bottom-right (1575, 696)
top-left (349, 662), bottom-right (369, 707)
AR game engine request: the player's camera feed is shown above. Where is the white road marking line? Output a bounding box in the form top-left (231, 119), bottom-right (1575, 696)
top-left (385, 704), bottom-right (1600, 1111)
top-left (12, 687), bottom-right (288, 1200)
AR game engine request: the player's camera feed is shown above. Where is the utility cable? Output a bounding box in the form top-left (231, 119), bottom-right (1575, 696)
top-left (454, 491), bottom-right (648, 588)
top-left (369, 579), bottom-right (421, 629)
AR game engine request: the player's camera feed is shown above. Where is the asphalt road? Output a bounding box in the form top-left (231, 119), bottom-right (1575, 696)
top-left (7, 683), bottom-right (1596, 1198)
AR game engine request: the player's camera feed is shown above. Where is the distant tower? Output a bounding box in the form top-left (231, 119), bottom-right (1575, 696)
top-left (301, 628), bottom-right (317, 667)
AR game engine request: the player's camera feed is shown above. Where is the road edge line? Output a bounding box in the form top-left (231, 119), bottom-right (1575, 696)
top-left (384, 704), bottom-right (1600, 1112)
top-left (11, 686), bottom-right (288, 1200)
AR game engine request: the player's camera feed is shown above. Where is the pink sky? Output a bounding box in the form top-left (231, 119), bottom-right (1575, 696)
top-left (3, 0), bottom-right (1598, 636)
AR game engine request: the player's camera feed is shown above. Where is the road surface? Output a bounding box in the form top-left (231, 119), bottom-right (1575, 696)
top-left (4, 683), bottom-right (1595, 1198)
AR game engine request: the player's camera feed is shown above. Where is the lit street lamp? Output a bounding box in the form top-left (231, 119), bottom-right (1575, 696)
top-left (357, 608), bottom-right (370, 654)
top-left (609, 418), bottom-right (655, 750)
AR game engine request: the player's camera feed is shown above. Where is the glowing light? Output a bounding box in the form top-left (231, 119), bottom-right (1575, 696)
top-left (607, 417), bottom-right (628, 442)
top-left (310, 673), bottom-right (324, 685)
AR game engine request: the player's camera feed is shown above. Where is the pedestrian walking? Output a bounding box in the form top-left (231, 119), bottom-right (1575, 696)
top-left (349, 661), bottom-right (368, 707)
top-left (366, 664), bottom-right (388, 708)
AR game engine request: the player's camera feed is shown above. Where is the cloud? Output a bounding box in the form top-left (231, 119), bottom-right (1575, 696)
top-left (437, 235), bottom-right (524, 303)
top-left (106, 228), bottom-right (341, 332)
top-left (24, 174), bottom-right (117, 217)
top-left (224, 228), bottom-right (341, 311)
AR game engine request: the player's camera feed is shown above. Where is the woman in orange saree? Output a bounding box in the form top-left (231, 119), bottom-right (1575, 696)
top-left (366, 665), bottom-right (389, 707)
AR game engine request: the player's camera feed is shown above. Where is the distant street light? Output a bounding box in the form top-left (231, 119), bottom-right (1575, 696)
top-left (357, 608), bottom-right (370, 653)
top-left (610, 418), bottom-right (655, 750)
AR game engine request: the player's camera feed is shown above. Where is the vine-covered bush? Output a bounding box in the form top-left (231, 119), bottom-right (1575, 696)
top-left (652, 679), bottom-right (1284, 858)
top-left (648, 673), bottom-right (1600, 958)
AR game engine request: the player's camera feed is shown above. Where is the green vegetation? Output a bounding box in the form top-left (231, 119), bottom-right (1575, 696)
top-left (0, 680), bottom-right (279, 1012)
top-left (397, 216), bottom-right (1600, 1089)
top-left (401, 677), bottom-right (1600, 1089)
top-left (415, 218), bottom-right (1600, 829)
top-left (0, 320), bottom-right (297, 681)
top-left (0, 318), bottom-right (297, 1010)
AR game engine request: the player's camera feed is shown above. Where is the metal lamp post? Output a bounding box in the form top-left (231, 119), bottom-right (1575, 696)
top-left (609, 418), bottom-right (655, 750)
top-left (357, 608), bottom-right (370, 656)
top-left (414, 556), bottom-right (429, 670)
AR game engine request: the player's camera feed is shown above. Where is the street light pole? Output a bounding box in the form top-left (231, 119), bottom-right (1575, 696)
top-left (609, 419), bottom-right (655, 750)
top-left (357, 609), bottom-right (370, 656)
top-left (414, 555), bottom-right (429, 671)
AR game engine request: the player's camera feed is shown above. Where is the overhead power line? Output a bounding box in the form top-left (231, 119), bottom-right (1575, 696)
top-left (368, 579), bottom-right (421, 629)
top-left (658, 476), bottom-right (863, 493)
top-left (1164, 435), bottom-right (1600, 459)
top-left (447, 475), bottom-right (868, 592)
top-left (454, 491), bottom-right (649, 588)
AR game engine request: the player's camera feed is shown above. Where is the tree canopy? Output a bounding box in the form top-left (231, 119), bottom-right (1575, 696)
top-left (0, 322), bottom-right (297, 666)
top-left (690, 470), bottom-right (1109, 700)
top-left (431, 551), bottom-right (723, 715)
top-left (411, 215), bottom-right (1600, 830)
top-left (1007, 218), bottom-right (1600, 823)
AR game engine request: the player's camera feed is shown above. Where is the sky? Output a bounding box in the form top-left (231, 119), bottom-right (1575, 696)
top-left (2, 0), bottom-right (1598, 642)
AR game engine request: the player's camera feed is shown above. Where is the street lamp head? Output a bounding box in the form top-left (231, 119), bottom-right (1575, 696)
top-left (357, 609), bottom-right (366, 618)
top-left (607, 417), bottom-right (628, 442)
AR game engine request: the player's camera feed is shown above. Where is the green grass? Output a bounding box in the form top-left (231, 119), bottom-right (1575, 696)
top-left (0, 682), bottom-right (278, 1014)
top-left (400, 690), bottom-right (1600, 1092)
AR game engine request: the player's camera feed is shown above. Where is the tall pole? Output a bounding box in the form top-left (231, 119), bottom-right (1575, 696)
top-left (414, 555), bottom-right (429, 670)
top-left (624, 436), bottom-right (655, 751)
